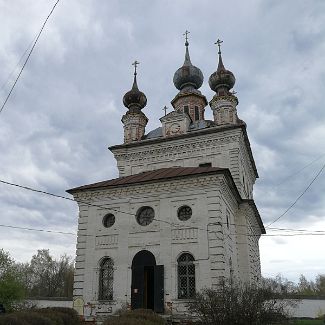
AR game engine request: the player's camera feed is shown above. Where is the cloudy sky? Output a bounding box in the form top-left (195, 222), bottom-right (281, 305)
top-left (0, 0), bottom-right (324, 282)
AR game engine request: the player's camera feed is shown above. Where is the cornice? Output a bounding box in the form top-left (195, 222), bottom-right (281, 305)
top-left (109, 123), bottom-right (258, 178)
top-left (72, 173), bottom-right (226, 203)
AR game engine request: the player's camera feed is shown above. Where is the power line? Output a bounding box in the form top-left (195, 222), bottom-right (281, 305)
top-left (0, 223), bottom-right (75, 236)
top-left (0, 36), bottom-right (38, 92)
top-left (0, 178), bottom-right (275, 234)
top-left (0, 0), bottom-right (61, 115)
top-left (266, 162), bottom-right (325, 228)
top-left (1, 177), bottom-right (324, 237)
top-left (276, 153), bottom-right (325, 186)
top-left (0, 222), bottom-right (324, 238)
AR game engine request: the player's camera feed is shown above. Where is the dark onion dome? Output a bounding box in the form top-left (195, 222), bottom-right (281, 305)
top-left (123, 73), bottom-right (147, 110)
top-left (209, 52), bottom-right (236, 92)
top-left (173, 41), bottom-right (204, 90)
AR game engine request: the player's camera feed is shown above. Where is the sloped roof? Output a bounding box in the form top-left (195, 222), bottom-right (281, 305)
top-left (67, 167), bottom-right (229, 193)
top-left (67, 167), bottom-right (265, 234)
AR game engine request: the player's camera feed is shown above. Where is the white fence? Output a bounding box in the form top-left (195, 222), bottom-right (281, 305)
top-left (27, 298), bottom-right (325, 318)
top-left (287, 299), bottom-right (325, 318)
top-left (27, 299), bottom-right (73, 309)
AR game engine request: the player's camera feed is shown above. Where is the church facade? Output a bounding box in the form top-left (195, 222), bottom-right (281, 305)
top-left (68, 37), bottom-right (265, 319)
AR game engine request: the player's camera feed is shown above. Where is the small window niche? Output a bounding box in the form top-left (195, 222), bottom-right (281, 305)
top-left (199, 163), bottom-right (212, 167)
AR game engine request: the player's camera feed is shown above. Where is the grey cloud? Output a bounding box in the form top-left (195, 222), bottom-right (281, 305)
top-left (0, 0), bottom-right (324, 282)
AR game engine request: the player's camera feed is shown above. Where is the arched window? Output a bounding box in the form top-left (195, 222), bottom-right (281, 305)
top-left (177, 253), bottom-right (195, 299)
top-left (99, 258), bottom-right (114, 300)
top-left (194, 106), bottom-right (199, 121)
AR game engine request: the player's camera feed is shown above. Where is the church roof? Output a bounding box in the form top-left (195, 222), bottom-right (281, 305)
top-left (67, 167), bottom-right (230, 193)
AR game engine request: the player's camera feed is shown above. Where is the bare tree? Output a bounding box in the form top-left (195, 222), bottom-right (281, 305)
top-left (188, 280), bottom-right (296, 325)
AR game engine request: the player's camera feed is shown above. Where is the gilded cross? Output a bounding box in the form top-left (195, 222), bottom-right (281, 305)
top-left (214, 39), bottom-right (223, 54)
top-left (163, 105), bottom-right (168, 116)
top-left (183, 30), bottom-right (190, 43)
top-left (132, 60), bottom-right (140, 75)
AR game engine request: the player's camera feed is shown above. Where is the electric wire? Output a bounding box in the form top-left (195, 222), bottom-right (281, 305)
top-left (266, 162), bottom-right (325, 228)
top-left (1, 176), bottom-right (325, 237)
top-left (0, 222), bottom-right (324, 238)
top-left (0, 0), bottom-right (61, 115)
top-left (0, 35), bottom-right (38, 92)
top-left (275, 153), bottom-right (325, 186)
top-left (0, 223), bottom-right (75, 236)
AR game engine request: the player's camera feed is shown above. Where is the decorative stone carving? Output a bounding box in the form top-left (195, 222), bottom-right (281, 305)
top-left (121, 111), bottom-right (148, 143)
top-left (210, 95), bottom-right (239, 126)
top-left (172, 227), bottom-right (198, 243)
top-left (95, 234), bottom-right (118, 248)
top-left (160, 111), bottom-right (191, 137)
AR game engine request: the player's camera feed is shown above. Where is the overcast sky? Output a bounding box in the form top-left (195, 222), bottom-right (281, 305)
top-left (0, 0), bottom-right (324, 282)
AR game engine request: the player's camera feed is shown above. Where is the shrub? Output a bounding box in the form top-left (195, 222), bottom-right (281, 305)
top-left (33, 310), bottom-right (65, 325)
top-left (103, 309), bottom-right (165, 325)
top-left (0, 307), bottom-right (81, 325)
top-left (0, 314), bottom-right (30, 325)
top-left (36, 307), bottom-right (80, 325)
top-left (12, 311), bottom-right (55, 325)
top-left (188, 281), bottom-right (295, 325)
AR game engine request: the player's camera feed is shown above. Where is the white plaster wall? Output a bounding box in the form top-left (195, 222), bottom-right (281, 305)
top-left (72, 173), bottom-right (254, 317)
top-left (110, 126), bottom-right (256, 199)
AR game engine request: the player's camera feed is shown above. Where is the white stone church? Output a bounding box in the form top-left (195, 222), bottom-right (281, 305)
top-left (67, 37), bottom-right (265, 319)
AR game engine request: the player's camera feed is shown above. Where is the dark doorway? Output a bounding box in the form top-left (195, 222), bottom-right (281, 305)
top-left (131, 250), bottom-right (164, 313)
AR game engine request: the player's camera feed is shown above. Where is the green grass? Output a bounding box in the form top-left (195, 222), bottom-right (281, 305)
top-left (291, 320), bottom-right (324, 325)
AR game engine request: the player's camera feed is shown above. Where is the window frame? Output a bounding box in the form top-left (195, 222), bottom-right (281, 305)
top-left (177, 205), bottom-right (192, 221)
top-left (177, 253), bottom-right (196, 299)
top-left (136, 206), bottom-right (155, 226)
top-left (98, 257), bottom-right (114, 301)
top-left (102, 213), bottom-right (115, 228)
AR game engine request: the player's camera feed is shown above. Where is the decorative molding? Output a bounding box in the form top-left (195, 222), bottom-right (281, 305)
top-left (113, 132), bottom-right (240, 163)
top-left (95, 234), bottom-right (118, 249)
top-left (74, 174), bottom-right (223, 203)
top-left (171, 227), bottom-right (198, 243)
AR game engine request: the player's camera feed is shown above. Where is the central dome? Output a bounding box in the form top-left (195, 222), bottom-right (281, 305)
top-left (173, 42), bottom-right (203, 91)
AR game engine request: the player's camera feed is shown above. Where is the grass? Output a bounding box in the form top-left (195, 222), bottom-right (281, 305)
top-left (291, 320), bottom-right (324, 325)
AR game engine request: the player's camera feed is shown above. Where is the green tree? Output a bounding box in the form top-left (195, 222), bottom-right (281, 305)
top-left (0, 249), bottom-right (25, 311)
top-left (28, 249), bottom-right (74, 298)
top-left (315, 274), bottom-right (325, 295)
top-left (297, 274), bottom-right (316, 295)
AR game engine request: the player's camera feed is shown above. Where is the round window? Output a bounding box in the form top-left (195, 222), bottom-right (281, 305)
top-left (136, 206), bottom-right (154, 226)
top-left (102, 213), bottom-right (115, 228)
top-left (178, 205), bottom-right (192, 221)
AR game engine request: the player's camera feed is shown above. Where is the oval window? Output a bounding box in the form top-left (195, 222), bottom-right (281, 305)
top-left (136, 206), bottom-right (154, 226)
top-left (102, 213), bottom-right (115, 228)
top-left (178, 205), bottom-right (192, 221)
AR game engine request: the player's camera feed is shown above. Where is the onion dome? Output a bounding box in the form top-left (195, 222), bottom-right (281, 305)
top-left (173, 38), bottom-right (204, 91)
top-left (123, 61), bottom-right (147, 110)
top-left (209, 40), bottom-right (235, 92)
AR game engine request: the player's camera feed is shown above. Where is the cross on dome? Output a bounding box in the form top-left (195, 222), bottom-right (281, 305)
top-left (183, 30), bottom-right (190, 45)
top-left (162, 106), bottom-right (169, 116)
top-left (132, 60), bottom-right (140, 75)
top-left (215, 39), bottom-right (223, 55)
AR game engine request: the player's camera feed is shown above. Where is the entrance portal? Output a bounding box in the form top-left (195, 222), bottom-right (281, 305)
top-left (131, 250), bottom-right (164, 313)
